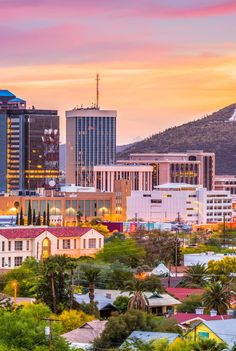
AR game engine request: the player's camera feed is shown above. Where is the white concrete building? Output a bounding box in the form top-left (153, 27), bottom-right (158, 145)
top-left (0, 227), bottom-right (104, 269)
top-left (126, 183), bottom-right (232, 224)
top-left (94, 164), bottom-right (153, 192)
top-left (184, 252), bottom-right (236, 266)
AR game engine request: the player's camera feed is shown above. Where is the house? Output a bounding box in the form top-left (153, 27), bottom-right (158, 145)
top-left (151, 263), bottom-right (169, 276)
top-left (166, 287), bottom-right (205, 302)
top-left (62, 320), bottom-right (107, 349)
top-left (120, 331), bottom-right (182, 349)
top-left (185, 319), bottom-right (236, 348)
top-left (173, 312), bottom-right (232, 329)
top-left (0, 227), bottom-right (104, 269)
top-left (74, 289), bottom-right (181, 318)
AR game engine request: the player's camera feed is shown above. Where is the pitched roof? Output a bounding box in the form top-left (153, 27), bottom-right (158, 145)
top-left (174, 313), bottom-right (231, 324)
top-left (166, 288), bottom-right (205, 301)
top-left (198, 320), bottom-right (236, 347)
top-left (0, 90), bottom-right (15, 97)
top-left (0, 227), bottom-right (96, 239)
top-left (62, 320), bottom-right (107, 344)
top-left (121, 331), bottom-right (180, 348)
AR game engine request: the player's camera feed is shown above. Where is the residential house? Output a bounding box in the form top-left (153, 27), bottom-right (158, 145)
top-left (166, 287), bottom-right (205, 302)
top-left (173, 312), bottom-right (232, 330)
top-left (0, 227), bottom-right (104, 269)
top-left (185, 319), bottom-right (236, 348)
top-left (62, 320), bottom-right (107, 349)
top-left (120, 331), bottom-right (182, 349)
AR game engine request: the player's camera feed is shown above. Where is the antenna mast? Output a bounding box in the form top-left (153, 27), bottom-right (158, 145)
top-left (96, 73), bottom-right (100, 109)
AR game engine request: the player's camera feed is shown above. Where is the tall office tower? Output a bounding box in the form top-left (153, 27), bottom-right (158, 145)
top-left (0, 90), bottom-right (59, 192)
top-left (66, 107), bottom-right (117, 187)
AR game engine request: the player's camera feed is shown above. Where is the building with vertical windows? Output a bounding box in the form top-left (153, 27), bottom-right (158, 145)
top-left (66, 107), bottom-right (116, 187)
top-left (0, 90), bottom-right (59, 192)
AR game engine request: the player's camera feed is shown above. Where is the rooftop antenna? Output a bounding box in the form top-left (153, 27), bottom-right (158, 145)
top-left (96, 73), bottom-right (100, 109)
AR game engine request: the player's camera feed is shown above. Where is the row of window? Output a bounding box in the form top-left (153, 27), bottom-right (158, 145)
top-left (1, 240), bottom-right (29, 252)
top-left (60, 238), bottom-right (102, 250)
top-left (1, 256), bottom-right (22, 268)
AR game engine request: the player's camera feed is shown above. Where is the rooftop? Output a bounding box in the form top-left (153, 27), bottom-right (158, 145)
top-left (174, 312), bottom-right (232, 325)
top-left (155, 183), bottom-right (198, 190)
top-left (166, 288), bottom-right (205, 302)
top-left (121, 331), bottom-right (180, 348)
top-left (62, 320), bottom-right (107, 345)
top-left (0, 90), bottom-right (15, 97)
top-left (197, 319), bottom-right (236, 347)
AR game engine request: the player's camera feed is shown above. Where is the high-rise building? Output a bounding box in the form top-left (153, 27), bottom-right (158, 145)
top-left (0, 90), bottom-right (59, 192)
top-left (66, 107), bottom-right (116, 187)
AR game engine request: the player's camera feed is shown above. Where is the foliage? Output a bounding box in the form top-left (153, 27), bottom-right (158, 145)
top-left (182, 264), bottom-right (209, 288)
top-left (81, 222), bottom-right (110, 237)
top-left (105, 231), bottom-right (126, 242)
top-left (208, 256), bottom-right (236, 285)
top-left (202, 281), bottom-right (231, 314)
top-left (97, 261), bottom-right (133, 290)
top-left (97, 238), bottom-right (145, 268)
top-left (37, 255), bottom-right (76, 313)
top-left (0, 303), bottom-right (71, 351)
top-left (76, 301), bottom-right (100, 318)
top-left (177, 294), bottom-right (203, 313)
top-left (113, 296), bottom-right (130, 313)
top-left (2, 257), bottom-right (38, 297)
top-left (93, 310), bottom-right (179, 349)
top-left (27, 201), bottom-right (32, 225)
top-left (191, 338), bottom-right (227, 351)
top-left (79, 263), bottom-right (101, 304)
top-left (206, 238), bottom-right (221, 248)
top-left (58, 309), bottom-right (95, 333)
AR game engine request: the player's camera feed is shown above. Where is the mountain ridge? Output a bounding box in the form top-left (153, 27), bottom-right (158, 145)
top-left (117, 103), bottom-right (236, 175)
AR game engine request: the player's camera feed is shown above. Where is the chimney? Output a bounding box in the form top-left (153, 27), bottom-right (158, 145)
top-left (195, 307), bottom-right (204, 315)
top-left (210, 309), bottom-right (217, 317)
top-left (106, 293), bottom-right (112, 299)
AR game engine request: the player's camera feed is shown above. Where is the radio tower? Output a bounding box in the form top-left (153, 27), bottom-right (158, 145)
top-left (96, 73), bottom-right (100, 109)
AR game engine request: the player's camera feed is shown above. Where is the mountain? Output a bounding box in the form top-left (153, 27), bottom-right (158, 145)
top-left (117, 103), bottom-right (236, 175)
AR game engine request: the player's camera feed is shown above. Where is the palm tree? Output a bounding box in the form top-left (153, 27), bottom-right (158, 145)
top-left (80, 264), bottom-right (101, 304)
top-left (202, 281), bottom-right (231, 315)
top-left (125, 279), bottom-right (148, 311)
top-left (182, 263), bottom-right (209, 288)
top-left (76, 210), bottom-right (83, 225)
top-left (192, 338), bottom-right (227, 351)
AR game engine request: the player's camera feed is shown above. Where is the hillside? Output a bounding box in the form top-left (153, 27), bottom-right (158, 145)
top-left (117, 103), bottom-right (236, 175)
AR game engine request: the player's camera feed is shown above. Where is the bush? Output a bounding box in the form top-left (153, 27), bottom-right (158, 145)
top-left (177, 294), bottom-right (203, 313)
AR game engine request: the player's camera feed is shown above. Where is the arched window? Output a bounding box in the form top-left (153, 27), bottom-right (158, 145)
top-left (41, 237), bottom-right (51, 259)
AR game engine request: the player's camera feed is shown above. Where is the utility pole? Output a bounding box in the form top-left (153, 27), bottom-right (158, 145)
top-left (43, 317), bottom-right (60, 351)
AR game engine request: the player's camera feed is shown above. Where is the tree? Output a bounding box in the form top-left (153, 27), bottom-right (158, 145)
top-left (113, 296), bottom-right (130, 313)
top-left (76, 210), bottom-right (83, 224)
top-left (97, 238), bottom-right (145, 268)
top-left (177, 294), bottom-right (203, 313)
top-left (208, 257), bottom-right (236, 285)
top-left (182, 264), bottom-right (209, 288)
top-left (36, 211), bottom-right (41, 226)
top-left (15, 212), bottom-right (19, 226)
top-left (79, 264), bottom-right (101, 304)
top-left (43, 210), bottom-right (46, 225)
top-left (58, 309), bottom-right (95, 333)
top-left (27, 201), bottom-right (32, 225)
top-left (46, 203), bottom-right (50, 226)
top-left (202, 281), bottom-right (231, 315)
top-left (97, 261), bottom-right (134, 290)
top-left (125, 279), bottom-right (148, 311)
top-left (192, 338), bottom-right (226, 351)
top-left (93, 310), bottom-right (179, 349)
top-left (19, 207), bottom-right (24, 226)
top-left (32, 209), bottom-right (36, 225)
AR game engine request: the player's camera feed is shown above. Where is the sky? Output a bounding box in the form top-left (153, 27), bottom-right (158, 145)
top-left (1, 0), bottom-right (236, 145)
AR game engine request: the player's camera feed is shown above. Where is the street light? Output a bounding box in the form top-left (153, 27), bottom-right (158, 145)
top-left (11, 280), bottom-right (18, 308)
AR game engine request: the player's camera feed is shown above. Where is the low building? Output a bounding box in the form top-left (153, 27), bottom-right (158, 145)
top-left (184, 252), bottom-right (236, 266)
top-left (215, 175), bottom-right (236, 195)
top-left (0, 227), bottom-right (104, 269)
top-left (174, 312), bottom-right (233, 330)
top-left (127, 183), bottom-right (232, 224)
top-left (74, 289), bottom-right (181, 318)
top-left (166, 288), bottom-right (205, 302)
top-left (62, 320), bottom-right (107, 349)
top-left (120, 331), bottom-right (182, 349)
top-left (185, 319), bottom-right (236, 348)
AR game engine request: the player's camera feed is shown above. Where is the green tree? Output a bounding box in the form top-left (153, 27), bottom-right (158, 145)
top-left (36, 212), bottom-right (41, 226)
top-left (97, 238), bottom-right (145, 268)
top-left (32, 209), bottom-right (36, 225)
top-left (192, 338), bottom-right (226, 351)
top-left (177, 294), bottom-right (203, 313)
top-left (97, 261), bottom-right (133, 290)
top-left (79, 264), bottom-right (101, 304)
top-left (76, 210), bottom-right (83, 224)
top-left (19, 207), bottom-right (24, 225)
top-left (46, 203), bottom-right (50, 226)
top-left (113, 296), bottom-right (130, 313)
top-left (125, 279), bottom-right (148, 311)
top-left (208, 257), bottom-right (236, 285)
top-left (202, 281), bottom-right (231, 315)
top-left (15, 212), bottom-right (19, 226)
top-left (43, 210), bottom-right (46, 225)
top-left (182, 264), bottom-right (209, 288)
top-left (27, 201), bottom-right (32, 225)
top-left (58, 309), bottom-right (94, 333)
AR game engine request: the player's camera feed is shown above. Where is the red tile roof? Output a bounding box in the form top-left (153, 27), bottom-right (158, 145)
top-left (0, 227), bottom-right (94, 239)
top-left (166, 288), bottom-right (205, 301)
top-left (174, 312), bottom-right (231, 324)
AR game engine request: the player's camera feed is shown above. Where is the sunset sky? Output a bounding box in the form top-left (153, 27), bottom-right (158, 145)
top-left (1, 0), bottom-right (236, 144)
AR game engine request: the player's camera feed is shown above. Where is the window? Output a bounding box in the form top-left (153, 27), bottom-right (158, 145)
top-left (2, 242), bottom-right (5, 252)
top-left (2, 257), bottom-right (5, 268)
top-left (63, 239), bottom-right (70, 249)
top-left (74, 239), bottom-right (76, 249)
top-left (143, 194), bottom-right (151, 198)
top-left (8, 241), bottom-right (11, 251)
top-left (89, 239), bottom-right (96, 249)
top-left (83, 239), bottom-right (86, 249)
top-left (198, 332), bottom-right (209, 339)
top-left (14, 257), bottom-right (23, 267)
top-left (57, 240), bottom-right (59, 250)
top-left (14, 241), bottom-right (23, 251)
top-left (8, 257), bottom-right (11, 267)
top-left (151, 199), bottom-right (162, 204)
top-left (99, 238), bottom-right (102, 248)
top-left (26, 240), bottom-right (30, 251)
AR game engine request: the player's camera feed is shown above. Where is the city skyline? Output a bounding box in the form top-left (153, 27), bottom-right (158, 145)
top-left (1, 0), bottom-right (236, 144)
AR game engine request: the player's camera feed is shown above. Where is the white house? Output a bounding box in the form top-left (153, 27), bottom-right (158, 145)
top-left (0, 226), bottom-right (104, 269)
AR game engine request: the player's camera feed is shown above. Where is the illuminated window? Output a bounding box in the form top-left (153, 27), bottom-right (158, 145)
top-left (89, 239), bottom-right (96, 249)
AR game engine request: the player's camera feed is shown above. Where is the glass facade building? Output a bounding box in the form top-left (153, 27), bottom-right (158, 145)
top-left (66, 107), bottom-right (116, 187)
top-left (0, 90), bottom-right (59, 192)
